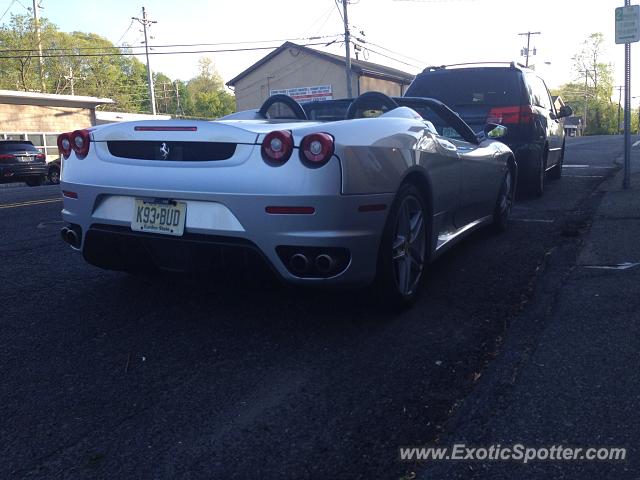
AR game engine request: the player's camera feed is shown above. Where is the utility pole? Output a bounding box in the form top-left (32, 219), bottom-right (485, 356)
top-left (162, 82), bottom-right (168, 114)
top-left (579, 69), bottom-right (595, 133)
top-left (342, 0), bottom-right (353, 98)
top-left (65, 66), bottom-right (75, 95)
top-left (133, 7), bottom-right (157, 115)
top-left (32, 0), bottom-right (45, 92)
top-left (174, 81), bottom-right (183, 117)
top-left (518, 31), bottom-right (540, 67)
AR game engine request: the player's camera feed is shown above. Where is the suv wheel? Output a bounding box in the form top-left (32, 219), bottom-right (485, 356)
top-left (26, 176), bottom-right (44, 187)
top-left (529, 151), bottom-right (546, 197)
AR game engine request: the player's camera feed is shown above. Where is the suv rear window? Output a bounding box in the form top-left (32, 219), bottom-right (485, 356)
top-left (0, 141), bottom-right (38, 153)
top-left (405, 69), bottom-right (523, 108)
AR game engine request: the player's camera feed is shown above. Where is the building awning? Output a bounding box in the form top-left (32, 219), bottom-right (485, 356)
top-left (0, 90), bottom-right (114, 108)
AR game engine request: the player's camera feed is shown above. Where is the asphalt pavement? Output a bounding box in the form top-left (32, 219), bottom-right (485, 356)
top-left (418, 138), bottom-right (640, 480)
top-left (0, 136), bottom-right (630, 479)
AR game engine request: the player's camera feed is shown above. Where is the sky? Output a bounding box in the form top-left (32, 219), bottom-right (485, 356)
top-left (0, 0), bottom-right (636, 97)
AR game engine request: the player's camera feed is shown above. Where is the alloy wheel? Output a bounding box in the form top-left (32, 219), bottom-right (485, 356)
top-left (499, 170), bottom-right (514, 217)
top-left (391, 195), bottom-right (426, 297)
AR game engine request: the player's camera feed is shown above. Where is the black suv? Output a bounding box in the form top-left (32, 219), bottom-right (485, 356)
top-left (0, 140), bottom-right (48, 186)
top-left (404, 63), bottom-right (572, 196)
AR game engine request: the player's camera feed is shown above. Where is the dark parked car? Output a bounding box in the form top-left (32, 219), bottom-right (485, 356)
top-left (0, 140), bottom-right (48, 186)
top-left (404, 63), bottom-right (572, 196)
top-left (47, 157), bottom-right (61, 185)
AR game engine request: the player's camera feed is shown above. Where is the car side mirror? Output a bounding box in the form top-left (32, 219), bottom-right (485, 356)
top-left (558, 105), bottom-right (573, 118)
top-left (484, 123), bottom-right (508, 139)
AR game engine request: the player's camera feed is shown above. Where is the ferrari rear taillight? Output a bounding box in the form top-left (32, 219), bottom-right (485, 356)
top-left (58, 130), bottom-right (91, 159)
top-left (71, 129), bottom-right (91, 158)
top-left (261, 130), bottom-right (293, 165)
top-left (300, 133), bottom-right (334, 167)
top-left (57, 133), bottom-right (72, 159)
top-left (487, 105), bottom-right (533, 125)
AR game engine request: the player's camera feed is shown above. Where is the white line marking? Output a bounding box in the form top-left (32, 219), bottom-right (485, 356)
top-left (633, 140), bottom-right (640, 147)
top-left (563, 165), bottom-right (615, 169)
top-left (564, 175), bottom-right (605, 178)
top-left (0, 198), bottom-right (61, 209)
top-left (583, 262), bottom-right (640, 271)
top-left (513, 218), bottom-right (555, 223)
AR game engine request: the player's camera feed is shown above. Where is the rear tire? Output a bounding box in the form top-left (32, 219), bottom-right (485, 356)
top-left (26, 176), bottom-right (44, 187)
top-left (529, 151), bottom-right (546, 197)
top-left (375, 183), bottom-right (428, 309)
top-left (48, 167), bottom-right (60, 185)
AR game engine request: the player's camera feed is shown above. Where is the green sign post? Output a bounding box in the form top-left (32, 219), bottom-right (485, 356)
top-left (616, 4), bottom-right (639, 189)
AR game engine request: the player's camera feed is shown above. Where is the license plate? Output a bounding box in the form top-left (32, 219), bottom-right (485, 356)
top-left (132, 199), bottom-right (186, 236)
top-left (17, 156), bottom-right (31, 162)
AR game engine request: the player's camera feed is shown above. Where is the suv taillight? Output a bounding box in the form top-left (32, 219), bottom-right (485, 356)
top-left (487, 105), bottom-right (534, 125)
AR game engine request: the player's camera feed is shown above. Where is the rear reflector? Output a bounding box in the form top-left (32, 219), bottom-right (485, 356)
top-left (134, 126), bottom-right (198, 132)
top-left (358, 204), bottom-right (387, 212)
top-left (62, 190), bottom-right (78, 199)
top-left (265, 206), bottom-right (315, 215)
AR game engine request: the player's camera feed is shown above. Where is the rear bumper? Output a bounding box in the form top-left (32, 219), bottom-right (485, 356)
top-left (62, 184), bottom-right (394, 287)
top-left (0, 163), bottom-right (47, 180)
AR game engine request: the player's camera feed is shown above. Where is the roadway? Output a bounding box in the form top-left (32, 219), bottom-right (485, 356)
top-left (0, 135), bottom-right (626, 479)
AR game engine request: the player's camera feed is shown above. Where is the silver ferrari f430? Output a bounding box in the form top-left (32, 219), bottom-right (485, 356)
top-left (59, 91), bottom-right (516, 307)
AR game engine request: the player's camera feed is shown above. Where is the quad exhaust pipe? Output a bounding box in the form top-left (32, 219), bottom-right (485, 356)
top-left (289, 253), bottom-right (310, 274)
top-left (314, 253), bottom-right (335, 275)
top-left (61, 226), bottom-right (81, 249)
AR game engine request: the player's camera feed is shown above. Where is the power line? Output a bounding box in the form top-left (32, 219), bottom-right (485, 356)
top-left (0, 34), bottom-right (342, 54)
top-left (357, 44), bottom-right (422, 69)
top-left (116, 19), bottom-right (135, 45)
top-left (0, 0), bottom-right (17, 23)
top-left (334, 0), bottom-right (344, 21)
top-left (0, 41), bottom-right (336, 59)
top-left (358, 39), bottom-right (427, 67)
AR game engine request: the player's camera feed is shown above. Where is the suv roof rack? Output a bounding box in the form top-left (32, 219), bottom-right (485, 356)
top-left (422, 61), bottom-right (528, 73)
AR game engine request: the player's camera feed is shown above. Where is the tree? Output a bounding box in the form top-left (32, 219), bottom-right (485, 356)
top-left (568, 33), bottom-right (617, 135)
top-left (0, 16), bottom-right (236, 117)
top-left (0, 14), bottom-right (152, 112)
top-left (184, 56), bottom-right (235, 118)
